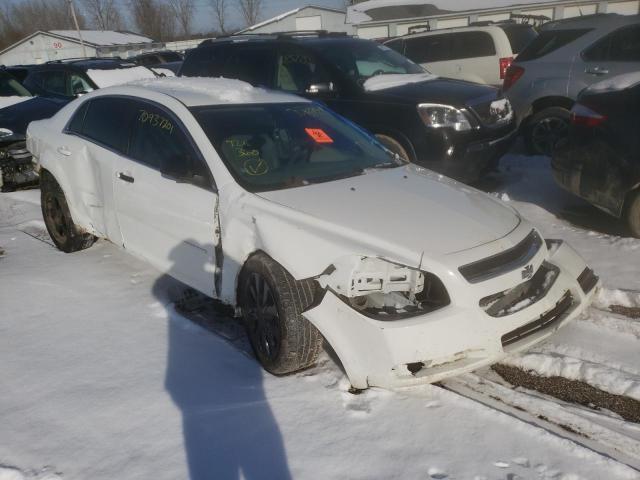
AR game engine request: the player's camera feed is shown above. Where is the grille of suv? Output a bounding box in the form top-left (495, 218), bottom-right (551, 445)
top-left (459, 230), bottom-right (543, 283)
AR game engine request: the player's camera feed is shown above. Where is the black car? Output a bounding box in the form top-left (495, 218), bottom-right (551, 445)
top-left (132, 50), bottom-right (183, 74)
top-left (1, 70), bottom-right (66, 191)
top-left (552, 78), bottom-right (640, 237)
top-left (22, 58), bottom-right (143, 99)
top-left (179, 32), bottom-right (517, 183)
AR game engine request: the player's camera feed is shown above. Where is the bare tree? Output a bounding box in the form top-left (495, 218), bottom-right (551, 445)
top-left (169, 0), bottom-right (194, 37)
top-left (82, 0), bottom-right (123, 30)
top-left (0, 0), bottom-right (87, 50)
top-left (210, 0), bottom-right (227, 34)
top-left (238, 0), bottom-right (263, 27)
top-left (129, 0), bottom-right (176, 41)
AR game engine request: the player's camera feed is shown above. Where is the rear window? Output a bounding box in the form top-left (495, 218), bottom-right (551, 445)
top-left (501, 25), bottom-right (538, 54)
top-left (517, 29), bottom-right (591, 61)
top-left (180, 46), bottom-right (227, 77)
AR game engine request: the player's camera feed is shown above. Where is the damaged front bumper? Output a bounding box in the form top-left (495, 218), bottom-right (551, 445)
top-left (304, 240), bottom-right (597, 389)
top-left (0, 140), bottom-right (38, 192)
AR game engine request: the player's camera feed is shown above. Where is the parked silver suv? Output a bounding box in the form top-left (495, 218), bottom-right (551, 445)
top-left (503, 13), bottom-right (640, 156)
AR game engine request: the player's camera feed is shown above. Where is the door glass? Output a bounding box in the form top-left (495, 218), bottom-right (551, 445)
top-left (69, 73), bottom-right (94, 95)
top-left (608, 25), bottom-right (640, 62)
top-left (82, 97), bottom-right (134, 152)
top-left (66, 100), bottom-right (90, 134)
top-left (276, 49), bottom-right (332, 92)
top-left (42, 71), bottom-right (68, 96)
top-left (129, 102), bottom-right (209, 181)
top-left (405, 35), bottom-right (452, 63)
top-left (222, 48), bottom-right (275, 87)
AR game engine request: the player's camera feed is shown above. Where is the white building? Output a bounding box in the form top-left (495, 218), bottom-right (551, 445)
top-left (238, 5), bottom-right (354, 35)
top-left (0, 30), bottom-right (161, 66)
top-left (348, 0), bottom-right (640, 39)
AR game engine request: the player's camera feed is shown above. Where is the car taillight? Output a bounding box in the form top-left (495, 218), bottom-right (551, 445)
top-left (503, 65), bottom-right (524, 91)
top-left (499, 56), bottom-right (514, 80)
top-left (570, 103), bottom-right (607, 127)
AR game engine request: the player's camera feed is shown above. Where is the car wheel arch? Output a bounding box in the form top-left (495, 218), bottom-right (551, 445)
top-left (370, 129), bottom-right (416, 161)
top-left (530, 96), bottom-right (574, 119)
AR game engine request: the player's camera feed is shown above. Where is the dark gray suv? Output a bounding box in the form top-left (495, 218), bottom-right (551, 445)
top-left (503, 13), bottom-right (640, 156)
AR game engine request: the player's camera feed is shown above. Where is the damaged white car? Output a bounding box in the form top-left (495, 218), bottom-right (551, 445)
top-left (27, 78), bottom-right (598, 389)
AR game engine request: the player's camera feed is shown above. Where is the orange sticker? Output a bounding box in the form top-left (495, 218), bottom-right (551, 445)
top-left (305, 128), bottom-right (334, 144)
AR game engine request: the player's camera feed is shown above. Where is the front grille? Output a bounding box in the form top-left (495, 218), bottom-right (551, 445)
top-left (501, 291), bottom-right (574, 347)
top-left (459, 230), bottom-right (543, 284)
top-left (480, 262), bottom-right (559, 317)
top-left (577, 267), bottom-right (598, 294)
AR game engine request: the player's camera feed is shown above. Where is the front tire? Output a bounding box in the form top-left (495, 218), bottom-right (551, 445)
top-left (524, 106), bottom-right (571, 156)
top-left (41, 171), bottom-right (95, 253)
top-left (626, 190), bottom-right (640, 238)
top-left (239, 253), bottom-right (323, 375)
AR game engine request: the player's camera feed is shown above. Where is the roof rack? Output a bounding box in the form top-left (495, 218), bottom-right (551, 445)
top-left (200, 30), bottom-right (349, 45)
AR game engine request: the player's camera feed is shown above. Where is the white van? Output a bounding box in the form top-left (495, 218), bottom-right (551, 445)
top-left (385, 23), bottom-right (538, 86)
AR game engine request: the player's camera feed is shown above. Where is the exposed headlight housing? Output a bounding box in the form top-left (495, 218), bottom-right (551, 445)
top-left (417, 103), bottom-right (474, 131)
top-left (317, 256), bottom-right (450, 320)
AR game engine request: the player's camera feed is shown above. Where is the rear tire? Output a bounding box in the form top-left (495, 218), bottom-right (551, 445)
top-left (41, 171), bottom-right (95, 253)
top-left (626, 190), bottom-right (640, 238)
top-left (524, 106), bottom-right (571, 157)
top-left (239, 253), bottom-right (323, 375)
top-left (374, 134), bottom-right (410, 161)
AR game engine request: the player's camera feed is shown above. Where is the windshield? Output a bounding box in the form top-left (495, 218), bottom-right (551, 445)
top-left (0, 74), bottom-right (31, 97)
top-left (191, 102), bottom-right (404, 192)
top-left (313, 40), bottom-right (424, 85)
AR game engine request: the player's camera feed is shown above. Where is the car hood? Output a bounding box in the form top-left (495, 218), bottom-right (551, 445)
top-left (363, 77), bottom-right (500, 108)
top-left (0, 96), bottom-right (69, 136)
top-left (257, 165), bottom-right (520, 258)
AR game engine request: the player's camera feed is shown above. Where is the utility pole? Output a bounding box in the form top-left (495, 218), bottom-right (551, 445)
top-left (68, 0), bottom-right (87, 58)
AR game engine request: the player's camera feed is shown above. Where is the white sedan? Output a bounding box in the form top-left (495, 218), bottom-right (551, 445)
top-left (27, 77), bottom-right (598, 389)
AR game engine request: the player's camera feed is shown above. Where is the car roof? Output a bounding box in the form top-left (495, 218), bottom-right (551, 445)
top-left (386, 23), bottom-right (524, 41)
top-left (94, 77), bottom-right (310, 107)
top-left (542, 13), bottom-right (639, 31)
top-left (37, 58), bottom-right (138, 71)
top-left (198, 31), bottom-right (351, 47)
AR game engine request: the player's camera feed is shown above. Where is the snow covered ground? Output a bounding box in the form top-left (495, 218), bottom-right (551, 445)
top-left (1, 154), bottom-right (640, 480)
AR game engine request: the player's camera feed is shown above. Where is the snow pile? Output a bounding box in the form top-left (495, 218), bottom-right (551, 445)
top-left (86, 66), bottom-right (156, 88)
top-left (363, 73), bottom-right (438, 91)
top-left (586, 72), bottom-right (640, 93)
top-left (0, 96), bottom-right (30, 110)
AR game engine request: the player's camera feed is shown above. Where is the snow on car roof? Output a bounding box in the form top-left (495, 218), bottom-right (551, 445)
top-left (128, 77), bottom-right (309, 107)
top-left (87, 66), bottom-right (157, 88)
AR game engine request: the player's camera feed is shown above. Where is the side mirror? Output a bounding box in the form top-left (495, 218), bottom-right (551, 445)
top-left (305, 82), bottom-right (336, 95)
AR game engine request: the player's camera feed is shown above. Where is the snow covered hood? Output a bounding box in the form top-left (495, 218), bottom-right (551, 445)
top-left (258, 165), bottom-right (519, 257)
top-left (363, 73), bottom-right (438, 92)
top-left (86, 66), bottom-right (156, 88)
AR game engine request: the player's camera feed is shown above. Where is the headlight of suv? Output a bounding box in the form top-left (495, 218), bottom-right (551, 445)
top-left (317, 256), bottom-right (450, 320)
top-left (0, 128), bottom-right (14, 139)
top-left (417, 103), bottom-right (474, 131)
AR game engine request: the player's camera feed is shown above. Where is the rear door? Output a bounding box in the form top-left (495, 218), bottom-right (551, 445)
top-left (578, 25), bottom-right (640, 91)
top-left (112, 99), bottom-right (219, 296)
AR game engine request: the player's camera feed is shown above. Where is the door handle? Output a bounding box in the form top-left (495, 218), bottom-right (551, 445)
top-left (586, 67), bottom-right (609, 75)
top-left (117, 172), bottom-right (135, 183)
top-left (57, 146), bottom-right (71, 156)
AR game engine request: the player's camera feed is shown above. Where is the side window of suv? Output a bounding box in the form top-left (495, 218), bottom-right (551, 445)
top-left (275, 47), bottom-right (332, 93)
top-left (405, 34), bottom-right (452, 63)
top-left (451, 32), bottom-right (496, 59)
top-left (129, 102), bottom-right (211, 184)
top-left (585, 25), bottom-right (640, 62)
top-left (81, 97), bottom-right (134, 152)
top-left (222, 47), bottom-right (276, 87)
top-left (181, 46), bottom-right (227, 77)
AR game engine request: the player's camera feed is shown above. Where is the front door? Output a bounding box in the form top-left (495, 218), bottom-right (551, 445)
top-left (113, 100), bottom-right (219, 297)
